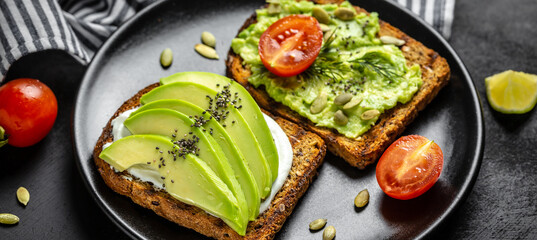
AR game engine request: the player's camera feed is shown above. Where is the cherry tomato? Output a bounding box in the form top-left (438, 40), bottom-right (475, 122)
top-left (258, 15), bottom-right (323, 77)
top-left (376, 135), bottom-right (443, 200)
top-left (0, 78), bottom-right (58, 147)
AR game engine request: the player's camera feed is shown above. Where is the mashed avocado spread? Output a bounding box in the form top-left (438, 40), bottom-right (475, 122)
top-left (231, 0), bottom-right (422, 138)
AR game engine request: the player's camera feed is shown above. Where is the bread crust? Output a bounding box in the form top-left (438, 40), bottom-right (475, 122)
top-left (226, 0), bottom-right (450, 169)
top-left (93, 83), bottom-right (327, 239)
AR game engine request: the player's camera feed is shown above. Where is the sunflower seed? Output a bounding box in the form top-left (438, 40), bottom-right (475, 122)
top-left (323, 225), bottom-right (336, 240)
top-left (361, 109), bottom-right (380, 120)
top-left (195, 44), bottom-right (219, 59)
top-left (160, 48), bottom-right (173, 68)
top-left (334, 7), bottom-right (355, 21)
top-left (312, 7), bottom-right (330, 24)
top-left (17, 187), bottom-right (30, 206)
top-left (380, 36), bottom-right (405, 46)
top-left (0, 213), bottom-right (19, 225)
top-left (343, 96), bottom-right (363, 110)
top-left (310, 92), bottom-right (328, 114)
top-left (354, 189), bottom-right (369, 208)
top-left (334, 110), bottom-right (348, 125)
top-left (201, 31), bottom-right (216, 48)
top-left (334, 93), bottom-right (353, 105)
top-left (309, 218), bottom-right (327, 231)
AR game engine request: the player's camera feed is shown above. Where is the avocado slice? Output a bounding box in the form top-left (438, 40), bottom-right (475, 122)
top-left (123, 109), bottom-right (248, 233)
top-left (140, 82), bottom-right (273, 199)
top-left (160, 72), bottom-right (279, 183)
top-left (131, 99), bottom-right (261, 220)
top-left (99, 135), bottom-right (244, 234)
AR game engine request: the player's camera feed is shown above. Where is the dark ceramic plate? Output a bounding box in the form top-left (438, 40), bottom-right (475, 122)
top-left (73, 0), bottom-right (484, 239)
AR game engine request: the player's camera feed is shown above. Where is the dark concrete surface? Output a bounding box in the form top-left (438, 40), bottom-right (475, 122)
top-left (435, 0), bottom-right (537, 239)
top-left (0, 0), bottom-right (536, 239)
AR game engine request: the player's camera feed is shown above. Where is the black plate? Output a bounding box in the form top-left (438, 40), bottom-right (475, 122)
top-left (73, 0), bottom-right (484, 239)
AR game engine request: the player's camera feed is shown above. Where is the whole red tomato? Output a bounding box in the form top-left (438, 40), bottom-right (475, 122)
top-left (0, 78), bottom-right (58, 147)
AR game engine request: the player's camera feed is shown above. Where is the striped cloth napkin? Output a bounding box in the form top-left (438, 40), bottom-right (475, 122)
top-left (0, 0), bottom-right (455, 82)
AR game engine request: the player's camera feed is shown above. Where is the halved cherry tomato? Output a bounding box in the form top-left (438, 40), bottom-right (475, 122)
top-left (0, 78), bottom-right (58, 147)
top-left (258, 15), bottom-right (323, 77)
top-left (376, 135), bottom-right (443, 200)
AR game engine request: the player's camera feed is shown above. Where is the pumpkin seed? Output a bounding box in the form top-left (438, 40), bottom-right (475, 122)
top-left (361, 109), bottom-right (380, 120)
top-left (0, 213), bottom-right (19, 225)
top-left (160, 48), bottom-right (173, 68)
top-left (267, 3), bottom-right (281, 14)
top-left (312, 7), bottom-right (330, 24)
top-left (323, 29), bottom-right (335, 42)
top-left (334, 7), bottom-right (355, 21)
top-left (334, 110), bottom-right (348, 125)
top-left (323, 225), bottom-right (336, 240)
top-left (17, 187), bottom-right (30, 206)
top-left (195, 44), bottom-right (219, 59)
top-left (380, 36), bottom-right (405, 46)
top-left (309, 218), bottom-right (327, 231)
top-left (343, 96), bottom-right (363, 110)
top-left (334, 93), bottom-right (353, 106)
top-left (319, 23), bottom-right (331, 32)
top-left (354, 189), bottom-right (369, 208)
top-left (201, 31), bottom-right (216, 48)
top-left (310, 92), bottom-right (328, 114)
top-left (0, 126), bottom-right (7, 147)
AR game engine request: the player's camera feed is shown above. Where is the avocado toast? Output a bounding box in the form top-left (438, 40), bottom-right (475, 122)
top-left (226, 0), bottom-right (450, 169)
top-left (93, 79), bottom-right (326, 239)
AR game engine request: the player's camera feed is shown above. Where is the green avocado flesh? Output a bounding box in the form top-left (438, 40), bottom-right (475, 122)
top-left (160, 72), bottom-right (279, 184)
top-left (231, 0), bottom-right (422, 138)
top-left (140, 82), bottom-right (273, 199)
top-left (123, 109), bottom-right (248, 233)
top-left (99, 135), bottom-right (244, 233)
top-left (131, 100), bottom-right (261, 220)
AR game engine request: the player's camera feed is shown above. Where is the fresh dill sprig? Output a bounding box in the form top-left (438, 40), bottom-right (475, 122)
top-left (320, 29), bottom-right (337, 53)
top-left (348, 52), bottom-right (402, 81)
top-left (301, 55), bottom-right (345, 81)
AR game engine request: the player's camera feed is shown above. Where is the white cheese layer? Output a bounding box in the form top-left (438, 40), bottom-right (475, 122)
top-left (103, 108), bottom-right (293, 215)
top-left (259, 114), bottom-right (293, 214)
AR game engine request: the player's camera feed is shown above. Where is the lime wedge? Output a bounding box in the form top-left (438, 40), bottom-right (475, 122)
top-left (485, 70), bottom-right (537, 114)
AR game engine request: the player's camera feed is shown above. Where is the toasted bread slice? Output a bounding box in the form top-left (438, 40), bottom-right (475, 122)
top-left (226, 0), bottom-right (450, 169)
top-left (93, 83), bottom-right (326, 239)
